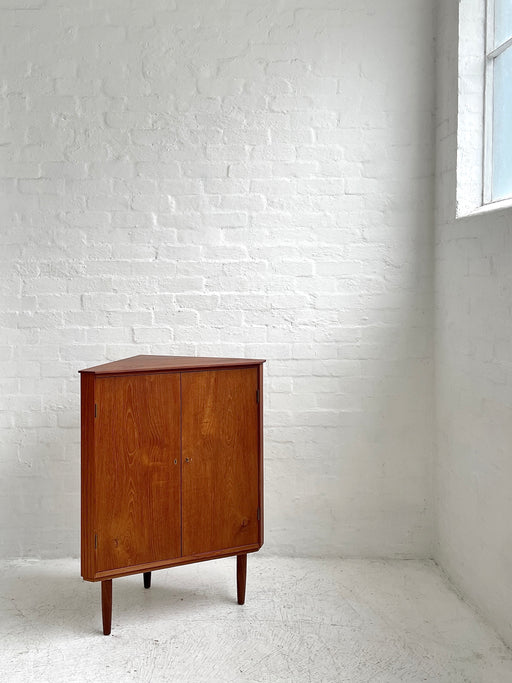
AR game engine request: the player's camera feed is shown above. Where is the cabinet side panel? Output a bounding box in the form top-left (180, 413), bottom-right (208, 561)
top-left (182, 367), bottom-right (260, 555)
top-left (81, 373), bottom-right (96, 580)
top-left (94, 373), bottom-right (181, 572)
top-left (258, 363), bottom-right (264, 547)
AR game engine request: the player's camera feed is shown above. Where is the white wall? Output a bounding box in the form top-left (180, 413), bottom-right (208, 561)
top-left (435, 0), bottom-right (512, 649)
top-left (0, 0), bottom-right (435, 560)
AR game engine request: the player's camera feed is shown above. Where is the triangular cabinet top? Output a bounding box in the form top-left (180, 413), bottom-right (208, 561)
top-left (79, 354), bottom-right (266, 375)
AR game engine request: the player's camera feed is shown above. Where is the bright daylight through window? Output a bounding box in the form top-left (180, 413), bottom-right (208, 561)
top-left (486, 0), bottom-right (512, 201)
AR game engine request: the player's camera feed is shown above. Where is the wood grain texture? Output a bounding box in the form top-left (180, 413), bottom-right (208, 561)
top-left (181, 368), bottom-right (260, 556)
top-left (81, 355), bottom-right (265, 637)
top-left (92, 543), bottom-right (260, 580)
top-left (258, 363), bottom-right (264, 548)
top-left (81, 373), bottom-right (96, 580)
top-left (94, 373), bottom-right (181, 572)
top-left (80, 355), bottom-right (265, 375)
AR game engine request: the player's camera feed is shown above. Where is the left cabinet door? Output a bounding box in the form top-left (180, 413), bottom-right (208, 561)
top-left (94, 373), bottom-right (181, 573)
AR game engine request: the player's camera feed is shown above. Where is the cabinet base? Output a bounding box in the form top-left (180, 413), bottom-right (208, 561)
top-left (99, 554), bottom-right (249, 635)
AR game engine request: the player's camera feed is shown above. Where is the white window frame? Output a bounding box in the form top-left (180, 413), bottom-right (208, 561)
top-left (457, 0), bottom-right (486, 218)
top-left (457, 0), bottom-right (512, 217)
top-left (484, 0), bottom-right (512, 203)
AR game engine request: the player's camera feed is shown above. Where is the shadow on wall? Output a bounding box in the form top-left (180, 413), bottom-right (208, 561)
top-left (0, 408), bottom-right (81, 559)
top-left (265, 215), bottom-right (434, 558)
top-left (2, 558), bottom-right (236, 637)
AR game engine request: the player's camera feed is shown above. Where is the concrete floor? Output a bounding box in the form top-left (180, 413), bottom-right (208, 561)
top-left (1, 556), bottom-right (512, 682)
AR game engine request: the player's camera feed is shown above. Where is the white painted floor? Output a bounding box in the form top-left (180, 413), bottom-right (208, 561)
top-left (1, 556), bottom-right (512, 682)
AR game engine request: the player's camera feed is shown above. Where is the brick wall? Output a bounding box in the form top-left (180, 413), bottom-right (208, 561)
top-left (0, 0), bottom-right (435, 559)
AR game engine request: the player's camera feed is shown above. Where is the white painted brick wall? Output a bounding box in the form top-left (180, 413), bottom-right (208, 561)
top-left (0, 0), bottom-right (435, 559)
top-left (435, 0), bottom-right (512, 649)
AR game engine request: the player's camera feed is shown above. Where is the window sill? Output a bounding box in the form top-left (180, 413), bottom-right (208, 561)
top-left (457, 196), bottom-right (512, 219)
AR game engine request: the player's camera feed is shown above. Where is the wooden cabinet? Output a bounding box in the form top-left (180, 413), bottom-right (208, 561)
top-left (80, 355), bottom-right (265, 635)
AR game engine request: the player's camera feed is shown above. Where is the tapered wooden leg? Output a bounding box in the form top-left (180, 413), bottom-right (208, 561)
top-left (143, 572), bottom-right (151, 589)
top-left (101, 579), bottom-right (112, 636)
top-left (237, 553), bottom-right (247, 605)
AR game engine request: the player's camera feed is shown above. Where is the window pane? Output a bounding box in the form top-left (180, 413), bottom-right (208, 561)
top-left (492, 47), bottom-right (512, 200)
top-left (495, 0), bottom-right (512, 46)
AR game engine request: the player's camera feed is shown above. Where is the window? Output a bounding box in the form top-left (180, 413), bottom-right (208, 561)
top-left (485, 0), bottom-right (512, 202)
top-left (457, 0), bottom-right (512, 216)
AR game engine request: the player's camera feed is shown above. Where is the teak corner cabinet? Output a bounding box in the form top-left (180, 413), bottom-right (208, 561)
top-left (79, 355), bottom-right (265, 635)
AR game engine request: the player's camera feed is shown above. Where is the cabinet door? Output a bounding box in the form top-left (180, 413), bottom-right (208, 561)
top-left (94, 373), bottom-right (181, 572)
top-left (181, 368), bottom-right (260, 556)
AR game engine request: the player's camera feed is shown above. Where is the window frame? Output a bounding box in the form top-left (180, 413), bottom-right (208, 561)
top-left (457, 0), bottom-right (487, 218)
top-left (483, 0), bottom-right (512, 203)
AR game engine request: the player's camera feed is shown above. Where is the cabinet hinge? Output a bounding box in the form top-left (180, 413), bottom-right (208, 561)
top-left (256, 389), bottom-right (260, 404)
top-left (94, 533), bottom-right (97, 549)
top-left (94, 403), bottom-right (97, 418)
top-left (257, 507), bottom-right (261, 521)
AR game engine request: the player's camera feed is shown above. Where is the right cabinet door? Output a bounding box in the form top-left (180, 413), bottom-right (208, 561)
top-left (181, 367), bottom-right (260, 556)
